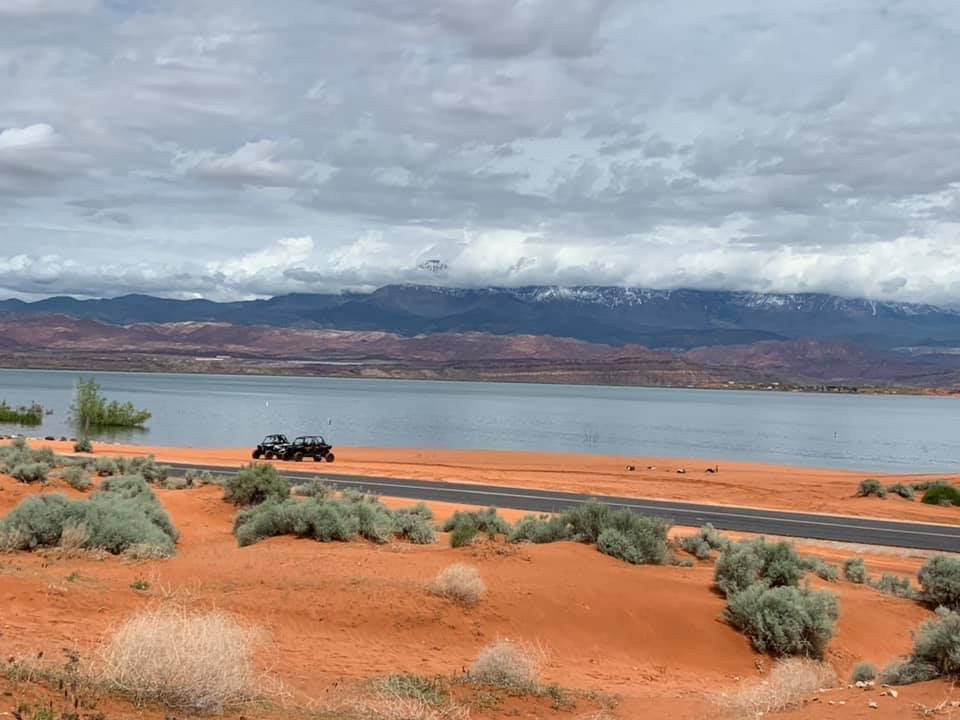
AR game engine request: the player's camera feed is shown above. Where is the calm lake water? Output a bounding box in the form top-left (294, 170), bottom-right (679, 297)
top-left (0, 368), bottom-right (957, 473)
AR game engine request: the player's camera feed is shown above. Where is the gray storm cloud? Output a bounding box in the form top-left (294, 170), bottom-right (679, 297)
top-left (1, 0), bottom-right (959, 303)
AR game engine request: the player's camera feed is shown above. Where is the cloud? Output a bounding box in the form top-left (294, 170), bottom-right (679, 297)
top-left (0, 0), bottom-right (97, 15)
top-left (179, 140), bottom-right (302, 187)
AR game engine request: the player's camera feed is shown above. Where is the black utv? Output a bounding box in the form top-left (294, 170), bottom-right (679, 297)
top-left (252, 434), bottom-right (290, 460)
top-left (280, 435), bottom-right (335, 463)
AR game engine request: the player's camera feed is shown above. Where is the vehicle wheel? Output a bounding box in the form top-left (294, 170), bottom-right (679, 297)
top-left (313, 454), bottom-right (323, 462)
top-left (252, 449), bottom-right (261, 459)
top-left (325, 453), bottom-right (335, 463)
top-left (265, 451), bottom-right (275, 460)
top-left (293, 452), bottom-right (304, 462)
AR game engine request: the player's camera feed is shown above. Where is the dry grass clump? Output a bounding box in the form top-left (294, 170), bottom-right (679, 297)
top-left (467, 639), bottom-right (544, 689)
top-left (428, 563), bottom-right (486, 605)
top-left (98, 604), bottom-right (262, 714)
top-left (716, 658), bottom-right (836, 718)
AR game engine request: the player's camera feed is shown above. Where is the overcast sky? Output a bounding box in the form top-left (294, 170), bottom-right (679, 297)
top-left (2, 0), bottom-right (960, 303)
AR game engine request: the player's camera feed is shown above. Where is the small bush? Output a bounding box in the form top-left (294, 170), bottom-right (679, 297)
top-left (73, 438), bottom-right (93, 453)
top-left (429, 563), bottom-right (486, 605)
top-left (509, 514), bottom-right (570, 544)
top-left (856, 479), bottom-right (886, 498)
top-left (593, 509), bottom-right (671, 565)
top-left (800, 556), bottom-right (838, 582)
top-left (392, 503), bottom-right (436, 544)
top-left (450, 521), bottom-right (479, 548)
top-left (95, 457), bottom-right (118, 477)
top-left (561, 499), bottom-right (610, 543)
top-left (850, 662), bottom-right (877, 683)
top-left (223, 463), bottom-right (290, 507)
top-left (886, 483), bottom-right (915, 500)
top-left (843, 557), bottom-right (867, 584)
top-left (870, 573), bottom-right (915, 599)
top-left (467, 639), bottom-right (542, 689)
top-left (98, 605), bottom-right (260, 713)
top-left (12, 462), bottom-right (48, 483)
top-left (62, 465), bottom-right (92, 491)
top-left (293, 478), bottom-right (332, 498)
top-left (718, 658), bottom-right (836, 717)
top-left (922, 484), bottom-right (960, 507)
top-left (442, 508), bottom-right (510, 538)
top-left (724, 584), bottom-right (839, 658)
top-left (910, 608), bottom-right (960, 678)
top-left (680, 523), bottom-right (731, 560)
top-left (714, 539), bottom-right (804, 597)
top-left (879, 658), bottom-right (939, 686)
top-left (912, 479), bottom-right (951, 492)
top-left (918, 555), bottom-right (960, 609)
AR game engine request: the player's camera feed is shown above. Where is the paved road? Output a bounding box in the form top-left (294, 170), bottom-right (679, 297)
top-left (168, 462), bottom-right (960, 552)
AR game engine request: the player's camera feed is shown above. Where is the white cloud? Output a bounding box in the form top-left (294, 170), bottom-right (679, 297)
top-left (0, 0), bottom-right (97, 15)
top-left (0, 123), bottom-right (59, 151)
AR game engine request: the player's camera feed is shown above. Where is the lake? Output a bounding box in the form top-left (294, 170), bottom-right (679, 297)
top-left (0, 368), bottom-right (957, 473)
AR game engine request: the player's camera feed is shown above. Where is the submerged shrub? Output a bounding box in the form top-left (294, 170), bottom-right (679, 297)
top-left (62, 465), bottom-right (92, 491)
top-left (857, 479), bottom-right (886, 498)
top-left (12, 462), bottom-right (48, 483)
top-left (429, 563), bottom-right (486, 605)
top-left (918, 555), bottom-right (960, 610)
top-left (843, 557), bottom-right (867, 584)
top-left (223, 463), bottom-right (290, 507)
top-left (467, 639), bottom-right (542, 689)
top-left (99, 606), bottom-right (260, 713)
top-left (922, 484), bottom-right (960, 507)
top-left (509, 514), bottom-right (570, 544)
top-left (724, 584), bottom-right (839, 658)
top-left (714, 539), bottom-right (804, 597)
top-left (850, 662), bottom-right (877, 683)
top-left (681, 523), bottom-right (731, 560)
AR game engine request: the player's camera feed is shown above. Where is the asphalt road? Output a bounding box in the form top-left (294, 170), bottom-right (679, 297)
top-left (168, 462), bottom-right (960, 552)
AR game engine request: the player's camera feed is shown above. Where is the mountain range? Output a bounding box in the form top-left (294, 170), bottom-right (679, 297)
top-left (2, 285), bottom-right (960, 391)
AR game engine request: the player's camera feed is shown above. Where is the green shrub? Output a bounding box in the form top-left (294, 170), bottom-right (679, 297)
top-left (857, 479), bottom-right (886, 498)
top-left (918, 555), bottom-right (960, 609)
top-left (12, 462), bottom-right (49, 483)
top-left (95, 457), bottom-right (118, 477)
top-left (223, 463), bottom-right (290, 507)
top-left (870, 573), bottom-right (915, 599)
top-left (594, 510), bottom-right (671, 565)
top-left (0, 493), bottom-right (76, 550)
top-left (73, 438), bottom-right (93, 453)
top-left (392, 503), bottom-right (436, 544)
top-left (509, 514), bottom-right (570, 544)
top-left (62, 465), bottom-right (92, 491)
top-left (715, 539), bottom-right (804, 597)
top-left (800, 556), bottom-right (838, 582)
top-left (912, 479), bottom-right (951, 492)
top-left (843, 557), bottom-right (867, 584)
top-left (0, 441), bottom-right (56, 474)
top-left (293, 478), bottom-right (332, 498)
top-left (561, 499), bottom-right (610, 543)
top-left (879, 607), bottom-right (960, 685)
top-left (70, 377), bottom-right (151, 429)
top-left (442, 508), bottom-right (510, 538)
top-left (450, 521), bottom-right (479, 548)
top-left (922, 484), bottom-right (960, 507)
top-left (0, 400), bottom-right (44, 425)
top-left (886, 483), bottom-right (915, 500)
top-left (879, 658), bottom-right (939, 686)
top-left (850, 662), bottom-right (876, 683)
top-left (681, 523), bottom-right (731, 559)
top-left (724, 584), bottom-right (839, 658)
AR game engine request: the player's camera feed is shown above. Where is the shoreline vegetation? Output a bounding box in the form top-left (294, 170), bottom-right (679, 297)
top-left (0, 400), bottom-right (46, 425)
top-left (70, 377), bottom-right (152, 431)
top-left (0, 353), bottom-right (955, 397)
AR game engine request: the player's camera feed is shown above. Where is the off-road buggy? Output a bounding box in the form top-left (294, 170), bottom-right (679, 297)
top-left (251, 434), bottom-right (290, 460)
top-left (280, 435), bottom-right (335, 463)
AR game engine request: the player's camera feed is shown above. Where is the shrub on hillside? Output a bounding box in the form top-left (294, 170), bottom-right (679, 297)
top-left (62, 465), bottom-right (92, 491)
top-left (442, 508), bottom-right (510, 538)
top-left (870, 573), bottom-right (915, 599)
top-left (391, 503), bottom-right (436, 544)
top-left (0, 439), bottom-right (56, 474)
top-left (850, 662), bottom-right (877, 683)
top-left (450, 521), bottom-right (479, 548)
top-left (561, 499), bottom-right (610, 543)
top-left (918, 555), bottom-right (960, 609)
top-left (879, 658), bottom-right (939, 686)
top-left (12, 462), bottom-right (48, 483)
top-left (714, 539), bottom-right (805, 597)
top-left (509, 514), bottom-right (570, 544)
top-left (293, 478), bottom-right (331, 498)
top-left (856, 479), bottom-right (886, 498)
top-left (680, 523), bottom-right (732, 560)
top-left (467, 639), bottom-right (542, 689)
top-left (95, 457), bottom-right (118, 477)
top-left (0, 475), bottom-right (178, 555)
top-left (724, 584), bottom-right (839, 658)
top-left (718, 658), bottom-right (836, 717)
top-left (880, 608), bottom-right (960, 685)
top-left (843, 557), bottom-right (867, 584)
top-left (429, 563), bottom-right (486, 605)
top-left (595, 510), bottom-right (671, 565)
top-left (886, 483), bottom-right (915, 500)
top-left (912, 479), bottom-right (951, 492)
top-left (98, 606), bottom-right (260, 713)
top-left (922, 484), bottom-right (960, 507)
top-left (223, 463), bottom-right (290, 507)
top-left (73, 438), bottom-right (93, 453)
top-left (800, 556), bottom-right (838, 582)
